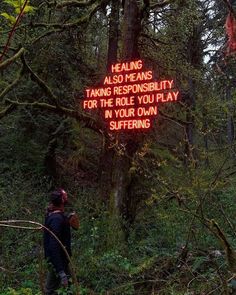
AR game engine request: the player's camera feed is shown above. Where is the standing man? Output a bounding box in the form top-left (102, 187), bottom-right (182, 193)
top-left (43, 188), bottom-right (79, 295)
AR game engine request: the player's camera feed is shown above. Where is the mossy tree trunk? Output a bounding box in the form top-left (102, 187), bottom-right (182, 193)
top-left (184, 24), bottom-right (203, 164)
top-left (108, 0), bottom-right (142, 242)
top-left (99, 0), bottom-right (120, 201)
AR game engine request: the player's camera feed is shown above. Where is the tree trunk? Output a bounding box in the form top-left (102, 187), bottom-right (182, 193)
top-left (99, 0), bottom-right (120, 200)
top-left (108, 0), bottom-right (142, 239)
top-left (107, 0), bottom-right (120, 70)
top-left (109, 137), bottom-right (140, 243)
top-left (122, 0), bottom-right (141, 60)
top-left (110, 0), bottom-right (141, 227)
top-left (184, 23), bottom-right (203, 164)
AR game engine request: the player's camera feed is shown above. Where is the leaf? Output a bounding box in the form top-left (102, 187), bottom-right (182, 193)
top-left (3, 0), bottom-right (36, 15)
top-left (23, 5), bottom-right (35, 13)
top-left (15, 5), bottom-right (35, 14)
top-left (0, 12), bottom-right (16, 24)
top-left (3, 0), bottom-right (19, 8)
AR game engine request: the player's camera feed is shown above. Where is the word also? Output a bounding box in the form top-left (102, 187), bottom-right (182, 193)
top-left (104, 71), bottom-right (153, 84)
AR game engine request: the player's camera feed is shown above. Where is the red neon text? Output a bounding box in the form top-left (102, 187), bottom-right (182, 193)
top-left (111, 60), bottom-right (143, 73)
top-left (83, 100), bottom-right (98, 109)
top-left (113, 80), bottom-right (174, 96)
top-left (115, 96), bottom-right (135, 106)
top-left (86, 87), bottom-right (111, 98)
top-left (82, 60), bottom-right (180, 131)
top-left (137, 92), bottom-right (179, 104)
top-left (110, 119), bottom-right (151, 130)
top-left (103, 71), bottom-right (153, 85)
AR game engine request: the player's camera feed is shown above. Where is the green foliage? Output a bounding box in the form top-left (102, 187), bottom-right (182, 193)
top-left (0, 0), bottom-right (35, 25)
top-left (0, 12), bottom-right (16, 24)
top-left (0, 287), bottom-right (40, 295)
top-left (1, 0), bottom-right (236, 294)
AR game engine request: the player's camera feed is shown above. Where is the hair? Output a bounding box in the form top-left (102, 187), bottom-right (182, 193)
top-left (50, 190), bottom-right (63, 206)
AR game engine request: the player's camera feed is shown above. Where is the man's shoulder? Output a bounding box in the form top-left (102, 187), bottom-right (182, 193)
top-left (46, 212), bottom-right (66, 223)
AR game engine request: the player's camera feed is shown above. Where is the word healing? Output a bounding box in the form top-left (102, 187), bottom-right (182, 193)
top-left (82, 60), bottom-right (180, 131)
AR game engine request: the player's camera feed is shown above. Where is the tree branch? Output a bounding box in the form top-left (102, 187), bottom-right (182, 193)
top-left (5, 99), bottom-right (76, 117)
top-left (141, 32), bottom-right (170, 46)
top-left (0, 104), bottom-right (16, 119)
top-left (31, 29), bottom-right (63, 45)
top-left (150, 0), bottom-right (171, 10)
top-left (0, 0), bottom-right (29, 63)
top-left (53, 0), bottom-right (97, 9)
top-left (5, 98), bottom-right (103, 132)
top-left (21, 55), bottom-right (60, 107)
top-left (0, 65), bottom-right (25, 100)
top-left (159, 109), bottom-right (192, 127)
top-left (0, 48), bottom-right (25, 70)
top-left (30, 0), bottom-right (110, 29)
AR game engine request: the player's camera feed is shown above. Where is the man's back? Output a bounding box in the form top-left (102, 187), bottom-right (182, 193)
top-left (44, 211), bottom-right (71, 273)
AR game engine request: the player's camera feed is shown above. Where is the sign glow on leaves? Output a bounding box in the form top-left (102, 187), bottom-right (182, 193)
top-left (83, 60), bottom-right (179, 131)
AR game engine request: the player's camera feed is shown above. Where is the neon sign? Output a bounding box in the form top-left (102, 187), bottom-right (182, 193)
top-left (82, 60), bottom-right (179, 131)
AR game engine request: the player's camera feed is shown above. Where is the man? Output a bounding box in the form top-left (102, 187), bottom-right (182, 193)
top-left (43, 188), bottom-right (79, 295)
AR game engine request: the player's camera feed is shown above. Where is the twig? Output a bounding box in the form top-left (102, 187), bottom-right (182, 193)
top-left (21, 55), bottom-right (60, 107)
top-left (0, 266), bottom-right (17, 273)
top-left (0, 0), bottom-right (28, 63)
top-left (28, 0), bottom-right (110, 30)
top-left (31, 29), bottom-right (63, 45)
top-left (0, 104), bottom-right (16, 119)
top-left (0, 65), bottom-right (25, 100)
top-left (0, 48), bottom-right (25, 70)
top-left (5, 98), bottom-right (103, 133)
top-left (218, 204), bottom-right (236, 240)
top-left (53, 0), bottom-right (97, 9)
top-left (150, 0), bottom-right (171, 10)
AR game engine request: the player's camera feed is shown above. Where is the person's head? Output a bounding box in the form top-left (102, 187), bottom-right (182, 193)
top-left (50, 188), bottom-right (68, 207)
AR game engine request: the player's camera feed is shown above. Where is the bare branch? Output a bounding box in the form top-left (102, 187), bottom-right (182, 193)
top-left (5, 98), bottom-right (103, 132)
top-left (30, 0), bottom-right (110, 29)
top-left (0, 104), bottom-right (16, 119)
top-left (21, 55), bottom-right (60, 107)
top-left (0, 48), bottom-right (25, 70)
top-left (5, 99), bottom-right (76, 117)
top-left (159, 109), bottom-right (192, 127)
top-left (0, 65), bottom-right (25, 100)
top-left (0, 0), bottom-right (29, 63)
top-left (141, 33), bottom-right (169, 46)
top-left (53, 0), bottom-right (97, 9)
top-left (150, 0), bottom-right (171, 10)
top-left (31, 29), bottom-right (63, 45)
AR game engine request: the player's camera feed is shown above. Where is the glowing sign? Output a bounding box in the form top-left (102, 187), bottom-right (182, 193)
top-left (82, 60), bottom-right (179, 131)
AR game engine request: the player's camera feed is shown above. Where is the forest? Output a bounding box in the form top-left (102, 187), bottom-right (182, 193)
top-left (1, 0), bottom-right (236, 294)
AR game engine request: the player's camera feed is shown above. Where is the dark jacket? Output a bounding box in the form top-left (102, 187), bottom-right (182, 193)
top-left (44, 211), bottom-right (71, 273)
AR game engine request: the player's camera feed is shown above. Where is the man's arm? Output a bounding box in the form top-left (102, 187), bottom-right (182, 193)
top-left (68, 212), bottom-right (79, 230)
